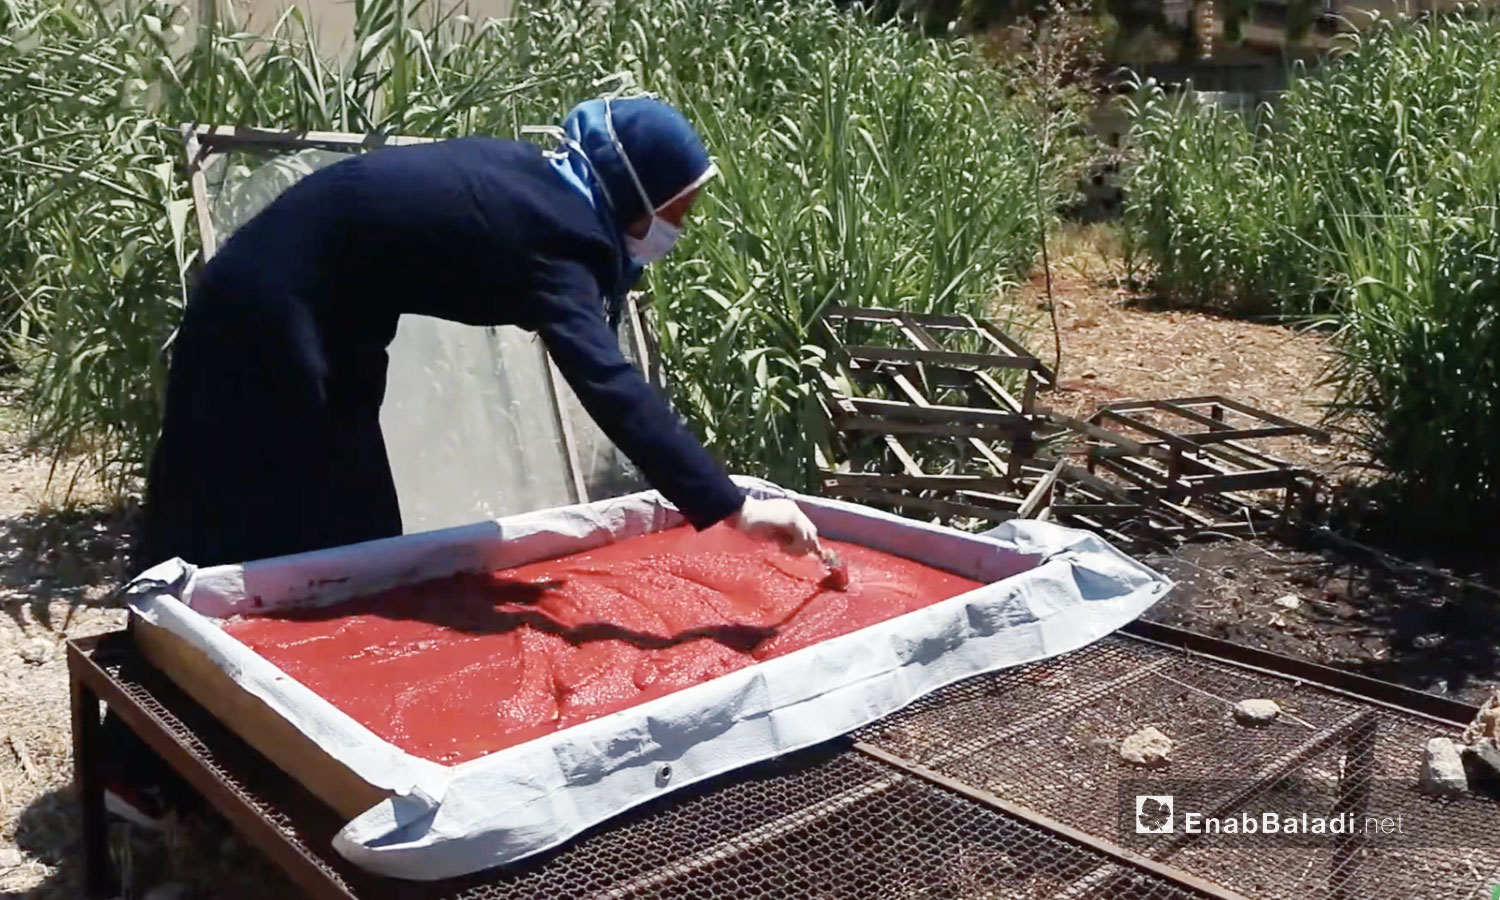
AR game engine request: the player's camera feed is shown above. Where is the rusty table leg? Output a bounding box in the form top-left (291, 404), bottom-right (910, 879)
top-left (1329, 715), bottom-right (1378, 900)
top-left (70, 664), bottom-right (116, 898)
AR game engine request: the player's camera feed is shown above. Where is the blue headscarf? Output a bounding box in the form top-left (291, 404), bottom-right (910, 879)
top-left (549, 96), bottom-right (717, 327)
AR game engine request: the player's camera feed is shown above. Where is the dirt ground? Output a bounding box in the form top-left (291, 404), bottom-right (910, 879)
top-left (0, 229), bottom-right (1495, 896)
top-left (1027, 226), bottom-right (1500, 705)
top-left (0, 389), bottom-right (294, 899)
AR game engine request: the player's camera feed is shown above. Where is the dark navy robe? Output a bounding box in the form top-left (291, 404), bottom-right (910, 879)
top-left (143, 137), bottom-right (744, 567)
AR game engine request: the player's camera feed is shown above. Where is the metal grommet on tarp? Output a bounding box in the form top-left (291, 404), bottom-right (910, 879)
top-left (656, 764), bottom-right (673, 787)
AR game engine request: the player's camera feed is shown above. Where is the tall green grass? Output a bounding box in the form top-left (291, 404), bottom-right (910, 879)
top-left (1124, 8), bottom-right (1500, 539)
top-left (1, 0), bottom-right (1061, 494)
top-left (1127, 9), bottom-right (1500, 316)
top-left (1323, 166), bottom-right (1500, 536)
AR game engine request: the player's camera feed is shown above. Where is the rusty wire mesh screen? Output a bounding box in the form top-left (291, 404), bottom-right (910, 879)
top-left (856, 635), bottom-right (1500, 900)
top-left (91, 634), bottom-right (1218, 900)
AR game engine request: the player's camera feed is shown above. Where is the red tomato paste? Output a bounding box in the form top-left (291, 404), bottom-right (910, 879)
top-left (223, 525), bottom-right (982, 764)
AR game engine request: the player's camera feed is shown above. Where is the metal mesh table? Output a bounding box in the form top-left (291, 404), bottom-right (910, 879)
top-left (68, 627), bottom-right (1491, 900)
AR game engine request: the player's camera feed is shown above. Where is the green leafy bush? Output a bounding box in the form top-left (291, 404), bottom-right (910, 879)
top-left (1124, 9), bottom-right (1500, 538)
top-left (1, 0), bottom-right (1057, 493)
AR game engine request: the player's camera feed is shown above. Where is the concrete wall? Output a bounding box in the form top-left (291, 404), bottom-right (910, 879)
top-left (207, 0), bottom-right (515, 55)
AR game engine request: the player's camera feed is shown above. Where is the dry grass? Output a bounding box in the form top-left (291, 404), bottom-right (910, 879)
top-left (2, 384), bottom-right (128, 896)
top-left (1017, 224), bottom-right (1366, 478)
top-left (0, 385), bottom-right (296, 898)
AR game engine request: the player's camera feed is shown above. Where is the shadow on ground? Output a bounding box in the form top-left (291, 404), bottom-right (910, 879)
top-left (1142, 535), bottom-right (1500, 705)
top-left (14, 781), bottom-right (289, 900)
top-left (0, 502), bottom-right (141, 634)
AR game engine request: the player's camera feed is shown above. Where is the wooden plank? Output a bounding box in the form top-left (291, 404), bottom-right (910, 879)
top-left (974, 319), bottom-right (1055, 385)
top-left (825, 306), bottom-right (974, 329)
top-left (884, 370), bottom-right (1020, 481)
top-left (1093, 410), bottom-right (1268, 471)
top-left (893, 313), bottom-right (939, 356)
top-left (1161, 394), bottom-right (1332, 442)
top-left (134, 619), bottom-right (387, 820)
top-left (830, 416), bottom-right (1031, 440)
top-left (953, 490), bottom-right (1026, 509)
top-left (181, 127), bottom-right (219, 261)
top-left (1093, 457), bottom-right (1172, 495)
top-left (1149, 399), bottom-right (1238, 432)
top-left (1043, 410), bottom-right (1157, 457)
top-left (816, 318), bottom-right (849, 367)
top-left (824, 487), bottom-right (1019, 523)
top-left (1148, 400), bottom-right (1322, 465)
top-left (962, 313), bottom-right (1018, 355)
top-left (895, 313), bottom-right (943, 352)
top-left (1051, 503), bottom-right (1148, 517)
top-left (971, 370), bottom-right (1024, 415)
top-left (817, 370), bottom-right (862, 418)
top-left (821, 472), bottom-right (1016, 492)
top-left (1050, 462), bottom-right (1146, 502)
top-left (846, 345), bottom-right (1039, 371)
top-left (1094, 410), bottom-right (1265, 473)
top-left (1018, 460), bottom-right (1065, 519)
top-left (1099, 398), bottom-right (1195, 415)
top-left (962, 438), bottom-right (1013, 480)
top-left (813, 443), bottom-right (835, 473)
top-left (1182, 426), bottom-right (1323, 443)
top-left (1180, 470), bottom-right (1299, 495)
top-left (543, 357), bottom-right (589, 504)
top-left (1086, 405), bottom-right (1308, 468)
top-left (192, 124), bottom-right (435, 153)
top-left (1192, 435), bottom-right (1285, 468)
top-left (861, 364), bottom-right (1026, 418)
top-left (843, 397), bottom-right (1030, 427)
top-left (881, 434), bottom-right (926, 478)
top-left (886, 371), bottom-right (932, 408)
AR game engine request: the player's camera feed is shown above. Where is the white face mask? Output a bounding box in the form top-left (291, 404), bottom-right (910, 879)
top-left (625, 216), bottom-right (680, 266)
top-left (606, 99), bottom-right (684, 266)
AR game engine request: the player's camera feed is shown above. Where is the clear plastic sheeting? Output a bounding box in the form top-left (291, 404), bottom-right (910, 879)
top-left (196, 142), bottom-right (647, 531)
top-left (381, 319), bottom-right (576, 524)
top-left (551, 310), bottom-right (651, 501)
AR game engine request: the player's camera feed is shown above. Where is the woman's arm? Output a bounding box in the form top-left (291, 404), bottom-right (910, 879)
top-left (531, 260), bottom-right (746, 529)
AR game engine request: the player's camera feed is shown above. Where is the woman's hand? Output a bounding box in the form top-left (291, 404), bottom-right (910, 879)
top-left (726, 497), bottom-right (819, 555)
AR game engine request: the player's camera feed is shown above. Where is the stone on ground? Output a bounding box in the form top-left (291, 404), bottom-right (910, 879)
top-left (1120, 726), bottom-right (1173, 768)
top-left (1232, 698), bottom-right (1282, 727)
top-left (1420, 737), bottom-right (1468, 798)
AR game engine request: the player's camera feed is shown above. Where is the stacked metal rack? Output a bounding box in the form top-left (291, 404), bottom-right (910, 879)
top-left (813, 305), bottom-right (1329, 545)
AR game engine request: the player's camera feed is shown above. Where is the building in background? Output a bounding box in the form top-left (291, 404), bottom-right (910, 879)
top-left (1078, 0), bottom-right (1498, 219)
top-left (202, 0), bottom-right (514, 54)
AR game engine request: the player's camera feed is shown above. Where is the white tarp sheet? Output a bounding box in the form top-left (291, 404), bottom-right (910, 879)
top-left (126, 477), bottom-right (1170, 880)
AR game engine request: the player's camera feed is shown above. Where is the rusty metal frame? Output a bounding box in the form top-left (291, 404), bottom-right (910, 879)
top-left (1123, 619), bottom-right (1478, 727)
top-left (1088, 397), bottom-right (1325, 499)
top-left (814, 306), bottom-right (1054, 524)
top-left (852, 741), bottom-right (1258, 900)
top-left (817, 305), bottom-right (1051, 437)
top-left (1098, 396), bottom-right (1331, 446)
top-left (812, 305), bottom-right (1328, 545)
top-left (852, 624), bottom-right (1494, 900)
top-left (69, 633), bottom-right (360, 900)
top-left (70, 617), bottom-right (1486, 899)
